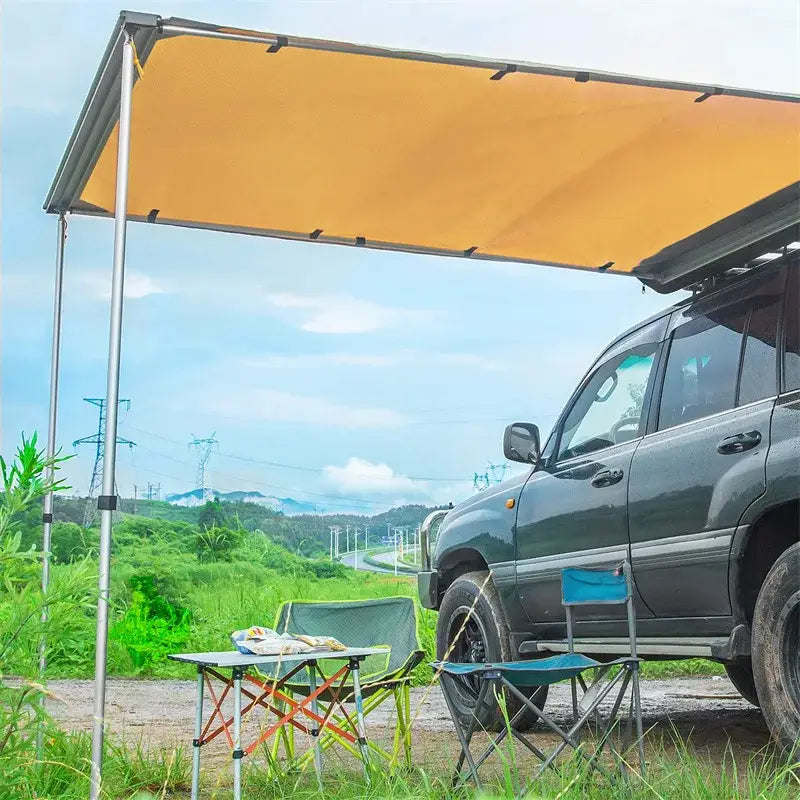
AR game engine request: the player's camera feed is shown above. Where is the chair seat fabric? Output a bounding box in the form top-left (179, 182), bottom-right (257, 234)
top-left (432, 654), bottom-right (638, 687)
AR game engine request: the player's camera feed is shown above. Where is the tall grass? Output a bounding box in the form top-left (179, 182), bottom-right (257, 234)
top-left (7, 727), bottom-right (190, 800)
top-left (12, 724), bottom-right (799, 800)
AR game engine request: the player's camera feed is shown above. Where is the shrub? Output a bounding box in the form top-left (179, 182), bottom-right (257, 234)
top-left (195, 525), bottom-right (243, 562)
top-left (110, 574), bottom-right (191, 671)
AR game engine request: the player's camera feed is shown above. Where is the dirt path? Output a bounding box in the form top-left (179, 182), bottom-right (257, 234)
top-left (42, 675), bottom-right (770, 777)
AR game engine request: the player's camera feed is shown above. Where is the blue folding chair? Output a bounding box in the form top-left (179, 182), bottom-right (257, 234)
top-left (434, 561), bottom-right (645, 792)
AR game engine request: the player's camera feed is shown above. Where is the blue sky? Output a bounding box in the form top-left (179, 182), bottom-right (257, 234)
top-left (2, 0), bottom-right (798, 513)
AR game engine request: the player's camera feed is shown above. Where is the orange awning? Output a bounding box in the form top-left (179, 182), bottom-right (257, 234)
top-left (46, 12), bottom-right (800, 291)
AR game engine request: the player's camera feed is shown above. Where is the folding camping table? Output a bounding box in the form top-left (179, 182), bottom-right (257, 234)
top-left (169, 647), bottom-right (388, 800)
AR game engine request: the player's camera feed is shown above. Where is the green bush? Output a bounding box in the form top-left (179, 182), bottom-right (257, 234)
top-left (110, 574), bottom-right (191, 671)
top-left (50, 521), bottom-right (97, 563)
top-left (195, 525), bottom-right (244, 562)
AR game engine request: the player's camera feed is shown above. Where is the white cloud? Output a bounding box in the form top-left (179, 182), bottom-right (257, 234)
top-left (323, 456), bottom-right (475, 507)
top-left (75, 271), bottom-right (169, 301)
top-left (207, 389), bottom-right (406, 429)
top-left (324, 457), bottom-right (428, 497)
top-left (265, 293), bottom-right (424, 334)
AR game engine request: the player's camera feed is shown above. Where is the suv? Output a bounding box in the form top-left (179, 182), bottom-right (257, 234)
top-left (419, 258), bottom-right (799, 751)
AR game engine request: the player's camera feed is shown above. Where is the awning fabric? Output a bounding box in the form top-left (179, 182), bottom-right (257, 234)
top-left (46, 13), bottom-right (800, 291)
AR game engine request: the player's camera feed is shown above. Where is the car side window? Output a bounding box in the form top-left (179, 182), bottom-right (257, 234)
top-left (658, 309), bottom-right (746, 430)
top-left (557, 345), bottom-right (658, 462)
top-left (784, 269), bottom-right (800, 392)
top-left (738, 296), bottom-right (780, 406)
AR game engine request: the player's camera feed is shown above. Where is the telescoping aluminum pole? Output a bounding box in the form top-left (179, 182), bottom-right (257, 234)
top-left (89, 31), bottom-right (135, 800)
top-left (38, 212), bottom-right (68, 756)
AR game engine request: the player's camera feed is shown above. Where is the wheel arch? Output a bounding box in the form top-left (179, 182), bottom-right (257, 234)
top-left (732, 498), bottom-right (800, 626)
top-left (436, 547), bottom-right (490, 602)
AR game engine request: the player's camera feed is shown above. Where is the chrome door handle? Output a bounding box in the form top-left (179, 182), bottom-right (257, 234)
top-left (591, 468), bottom-right (624, 488)
top-left (716, 430), bottom-right (761, 455)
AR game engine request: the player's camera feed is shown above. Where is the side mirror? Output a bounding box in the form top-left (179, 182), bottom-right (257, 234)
top-left (503, 422), bottom-right (541, 465)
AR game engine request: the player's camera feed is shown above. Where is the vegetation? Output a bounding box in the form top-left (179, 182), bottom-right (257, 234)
top-left (0, 435), bottom-right (95, 787)
top-left (6, 472), bottom-right (429, 680)
top-left (9, 727), bottom-right (799, 800)
top-left (33, 494), bottom-right (440, 560)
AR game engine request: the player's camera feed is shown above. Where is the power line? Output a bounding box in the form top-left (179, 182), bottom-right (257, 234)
top-left (119, 422), bottom-right (473, 483)
top-left (128, 441), bottom-right (390, 509)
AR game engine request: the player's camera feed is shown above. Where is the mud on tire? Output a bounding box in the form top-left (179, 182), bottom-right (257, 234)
top-left (435, 570), bottom-right (547, 732)
top-left (751, 542), bottom-right (800, 755)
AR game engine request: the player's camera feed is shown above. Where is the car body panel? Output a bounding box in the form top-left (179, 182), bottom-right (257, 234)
top-left (515, 441), bottom-right (641, 625)
top-left (431, 471), bottom-right (528, 572)
top-left (628, 398), bottom-right (774, 616)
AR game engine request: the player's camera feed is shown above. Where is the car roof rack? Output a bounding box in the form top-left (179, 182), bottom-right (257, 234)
top-left (685, 241), bottom-right (800, 297)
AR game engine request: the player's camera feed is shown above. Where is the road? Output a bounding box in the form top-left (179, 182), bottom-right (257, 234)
top-left (339, 548), bottom-right (414, 574)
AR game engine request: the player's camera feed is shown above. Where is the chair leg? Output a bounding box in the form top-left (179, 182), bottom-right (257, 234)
top-left (392, 683), bottom-right (413, 768)
top-left (631, 665), bottom-right (646, 776)
top-left (392, 688), bottom-right (403, 763)
top-left (441, 675), bottom-right (485, 789)
top-left (402, 682), bottom-right (412, 767)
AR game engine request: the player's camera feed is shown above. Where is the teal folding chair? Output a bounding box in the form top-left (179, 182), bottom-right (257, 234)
top-left (260, 597), bottom-right (424, 770)
top-left (435, 561), bottom-right (645, 793)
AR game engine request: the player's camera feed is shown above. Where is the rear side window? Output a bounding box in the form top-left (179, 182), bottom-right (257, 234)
top-left (658, 310), bottom-right (746, 430)
top-left (738, 297), bottom-right (780, 405)
top-left (784, 269), bottom-right (800, 392)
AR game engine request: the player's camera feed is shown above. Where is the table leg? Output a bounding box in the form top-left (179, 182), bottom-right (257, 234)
top-left (308, 660), bottom-right (323, 779)
top-left (232, 666), bottom-right (243, 800)
top-left (349, 658), bottom-right (371, 779)
top-left (191, 667), bottom-right (204, 800)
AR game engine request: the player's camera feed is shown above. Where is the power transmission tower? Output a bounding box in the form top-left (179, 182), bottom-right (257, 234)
top-left (189, 433), bottom-right (218, 502)
top-left (473, 461), bottom-right (510, 492)
top-left (487, 462), bottom-right (511, 484)
top-left (473, 469), bottom-right (490, 492)
top-left (73, 398), bottom-right (135, 526)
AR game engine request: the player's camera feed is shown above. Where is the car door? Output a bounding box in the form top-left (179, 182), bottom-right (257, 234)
top-left (628, 269), bottom-right (785, 619)
top-left (515, 319), bottom-right (665, 633)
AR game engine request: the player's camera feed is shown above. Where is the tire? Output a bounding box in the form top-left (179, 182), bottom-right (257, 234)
top-left (724, 660), bottom-right (760, 707)
top-left (436, 570), bottom-right (548, 732)
top-left (751, 542), bottom-right (800, 755)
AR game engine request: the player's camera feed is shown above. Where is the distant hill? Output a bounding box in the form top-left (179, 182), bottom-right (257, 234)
top-left (165, 488), bottom-right (320, 515)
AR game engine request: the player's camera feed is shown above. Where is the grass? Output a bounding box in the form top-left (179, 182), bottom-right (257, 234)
top-left (9, 725), bottom-right (798, 800)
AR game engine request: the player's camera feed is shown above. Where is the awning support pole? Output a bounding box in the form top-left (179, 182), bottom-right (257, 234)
top-left (37, 211), bottom-right (68, 758)
top-left (89, 29), bottom-right (135, 800)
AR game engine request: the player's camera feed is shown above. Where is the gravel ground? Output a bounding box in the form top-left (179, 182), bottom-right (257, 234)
top-left (39, 674), bottom-right (770, 777)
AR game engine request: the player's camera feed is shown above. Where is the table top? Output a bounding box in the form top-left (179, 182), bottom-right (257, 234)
top-left (168, 647), bottom-right (389, 668)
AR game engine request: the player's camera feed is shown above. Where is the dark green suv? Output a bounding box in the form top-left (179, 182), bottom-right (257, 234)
top-left (419, 257), bottom-right (799, 752)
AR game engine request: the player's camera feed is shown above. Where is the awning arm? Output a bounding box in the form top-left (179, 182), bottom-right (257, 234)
top-left (43, 11), bottom-right (160, 215)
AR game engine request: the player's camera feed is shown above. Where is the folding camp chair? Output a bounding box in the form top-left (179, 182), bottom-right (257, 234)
top-left (435, 561), bottom-right (645, 793)
top-left (258, 597), bottom-right (424, 771)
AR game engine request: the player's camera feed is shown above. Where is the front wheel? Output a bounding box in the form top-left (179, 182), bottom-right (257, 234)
top-left (435, 570), bottom-right (548, 731)
top-left (751, 542), bottom-right (800, 754)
